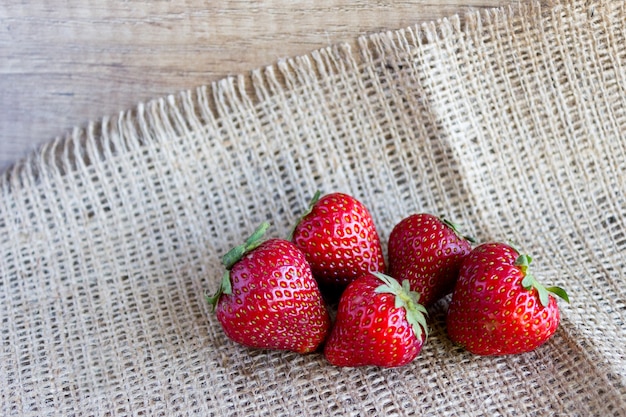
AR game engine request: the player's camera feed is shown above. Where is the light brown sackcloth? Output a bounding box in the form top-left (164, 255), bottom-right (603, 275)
top-left (1, 0), bottom-right (625, 415)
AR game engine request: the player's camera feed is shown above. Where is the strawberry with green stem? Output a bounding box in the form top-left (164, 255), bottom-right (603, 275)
top-left (324, 272), bottom-right (428, 367)
top-left (446, 242), bottom-right (569, 355)
top-left (388, 213), bottom-right (474, 308)
top-left (290, 191), bottom-right (385, 292)
top-left (207, 222), bottom-right (330, 354)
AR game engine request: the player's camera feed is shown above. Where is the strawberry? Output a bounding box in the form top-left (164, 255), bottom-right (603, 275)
top-left (290, 192), bottom-right (385, 290)
top-left (388, 213), bottom-right (474, 308)
top-left (446, 242), bottom-right (569, 355)
top-left (207, 222), bottom-right (330, 354)
top-left (323, 272), bottom-right (428, 367)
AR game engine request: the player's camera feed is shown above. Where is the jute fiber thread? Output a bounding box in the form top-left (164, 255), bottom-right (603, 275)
top-left (1, 0), bottom-right (625, 415)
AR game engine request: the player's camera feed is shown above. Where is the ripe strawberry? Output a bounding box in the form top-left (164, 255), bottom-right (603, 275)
top-left (388, 213), bottom-right (474, 308)
top-left (207, 222), bottom-right (330, 354)
top-left (290, 192), bottom-right (385, 290)
top-left (446, 242), bottom-right (569, 355)
top-left (323, 272), bottom-right (428, 367)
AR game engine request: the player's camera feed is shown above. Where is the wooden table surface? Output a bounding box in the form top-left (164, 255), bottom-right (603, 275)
top-left (0, 0), bottom-right (519, 173)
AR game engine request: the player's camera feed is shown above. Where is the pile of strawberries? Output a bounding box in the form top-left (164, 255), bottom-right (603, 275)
top-left (207, 192), bottom-right (569, 367)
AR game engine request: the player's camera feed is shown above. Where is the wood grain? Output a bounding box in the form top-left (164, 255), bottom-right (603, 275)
top-left (0, 0), bottom-right (519, 172)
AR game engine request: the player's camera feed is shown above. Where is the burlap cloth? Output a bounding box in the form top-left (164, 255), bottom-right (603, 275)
top-left (2, 0), bottom-right (626, 415)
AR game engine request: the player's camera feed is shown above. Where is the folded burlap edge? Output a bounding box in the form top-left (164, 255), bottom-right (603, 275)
top-left (0, 0), bottom-right (553, 194)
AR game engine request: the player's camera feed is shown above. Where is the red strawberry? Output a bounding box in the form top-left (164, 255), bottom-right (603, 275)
top-left (323, 272), bottom-right (428, 367)
top-left (290, 192), bottom-right (385, 290)
top-left (207, 222), bottom-right (330, 354)
top-left (388, 213), bottom-right (474, 307)
top-left (446, 242), bottom-right (569, 355)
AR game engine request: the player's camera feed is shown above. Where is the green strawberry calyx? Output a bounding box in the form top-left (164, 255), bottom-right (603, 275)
top-left (441, 216), bottom-right (477, 244)
top-left (515, 254), bottom-right (570, 307)
top-left (206, 222), bottom-right (270, 312)
top-left (206, 271), bottom-right (232, 312)
top-left (287, 190), bottom-right (322, 241)
top-left (222, 221), bottom-right (270, 269)
top-left (373, 272), bottom-right (429, 340)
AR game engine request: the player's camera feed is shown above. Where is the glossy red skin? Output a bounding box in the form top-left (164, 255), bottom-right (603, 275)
top-left (388, 214), bottom-right (472, 307)
top-left (291, 193), bottom-right (385, 287)
top-left (324, 273), bottom-right (425, 367)
top-left (215, 239), bottom-right (330, 354)
top-left (446, 243), bottom-right (560, 355)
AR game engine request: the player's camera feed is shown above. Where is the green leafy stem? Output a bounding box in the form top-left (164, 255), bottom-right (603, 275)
top-left (515, 254), bottom-right (570, 307)
top-left (206, 221), bottom-right (270, 312)
top-left (373, 272), bottom-right (429, 340)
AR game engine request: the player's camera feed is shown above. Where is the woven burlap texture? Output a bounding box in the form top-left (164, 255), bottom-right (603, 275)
top-left (2, 0), bottom-right (625, 415)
